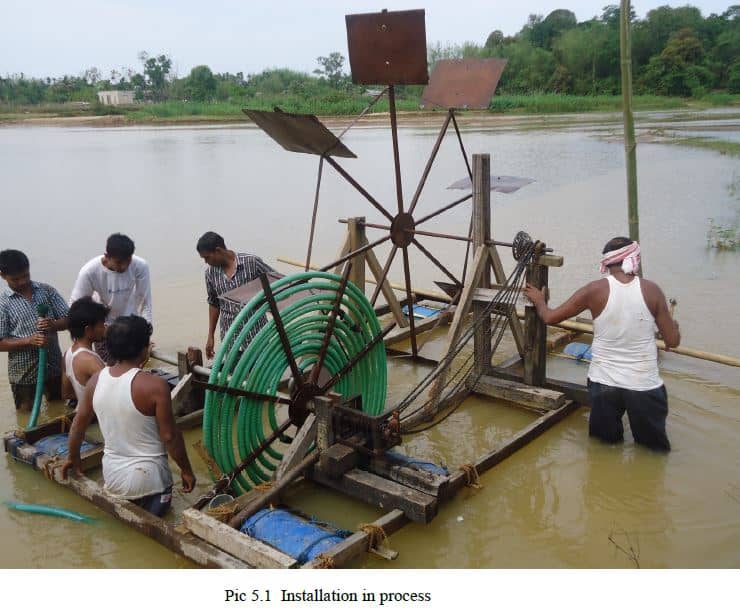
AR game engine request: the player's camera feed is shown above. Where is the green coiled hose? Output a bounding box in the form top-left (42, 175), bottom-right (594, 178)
top-left (203, 271), bottom-right (387, 493)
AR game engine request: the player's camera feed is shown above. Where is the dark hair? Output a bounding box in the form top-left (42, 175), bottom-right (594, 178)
top-left (106, 233), bottom-right (135, 260)
top-left (196, 231), bottom-right (226, 253)
top-left (602, 236), bottom-right (633, 255)
top-left (106, 315), bottom-right (152, 361)
top-left (0, 250), bottom-right (30, 275)
top-left (68, 297), bottom-right (110, 339)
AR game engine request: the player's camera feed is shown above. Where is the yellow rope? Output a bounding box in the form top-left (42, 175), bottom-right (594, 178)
top-left (255, 482), bottom-right (274, 492)
top-left (359, 523), bottom-right (388, 550)
top-left (205, 502), bottom-right (240, 523)
top-left (42, 454), bottom-right (64, 481)
top-left (459, 463), bottom-right (482, 489)
top-left (313, 554), bottom-right (335, 569)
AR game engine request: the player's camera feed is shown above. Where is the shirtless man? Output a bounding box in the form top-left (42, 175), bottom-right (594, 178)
top-left (62, 297), bottom-right (109, 404)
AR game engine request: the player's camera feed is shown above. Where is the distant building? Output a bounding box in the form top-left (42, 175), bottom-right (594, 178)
top-left (97, 90), bottom-right (135, 106)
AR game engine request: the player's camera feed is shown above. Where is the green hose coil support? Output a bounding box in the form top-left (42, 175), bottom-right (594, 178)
top-left (203, 271), bottom-right (387, 494)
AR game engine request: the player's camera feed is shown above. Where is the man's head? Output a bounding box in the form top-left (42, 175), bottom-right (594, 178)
top-left (600, 236), bottom-right (641, 275)
top-left (68, 297), bottom-right (110, 342)
top-left (102, 233), bottom-right (135, 273)
top-left (196, 231), bottom-right (229, 267)
top-left (0, 249), bottom-right (31, 293)
top-left (106, 315), bottom-right (152, 363)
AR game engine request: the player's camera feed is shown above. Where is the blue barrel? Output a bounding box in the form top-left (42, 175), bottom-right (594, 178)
top-left (33, 433), bottom-right (97, 458)
top-left (240, 508), bottom-right (348, 563)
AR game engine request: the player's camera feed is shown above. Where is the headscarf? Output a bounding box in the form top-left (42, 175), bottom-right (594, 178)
top-left (599, 241), bottom-right (641, 275)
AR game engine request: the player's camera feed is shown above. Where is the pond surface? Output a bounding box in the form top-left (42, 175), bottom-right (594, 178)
top-left (0, 110), bottom-right (738, 567)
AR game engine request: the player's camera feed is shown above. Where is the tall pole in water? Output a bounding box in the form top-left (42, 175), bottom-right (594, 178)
top-left (620, 0), bottom-right (641, 256)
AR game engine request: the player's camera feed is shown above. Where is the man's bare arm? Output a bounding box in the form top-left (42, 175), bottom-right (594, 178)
top-left (647, 282), bottom-right (681, 348)
top-left (523, 283), bottom-right (593, 325)
top-left (61, 373), bottom-right (99, 479)
top-left (153, 378), bottom-right (196, 492)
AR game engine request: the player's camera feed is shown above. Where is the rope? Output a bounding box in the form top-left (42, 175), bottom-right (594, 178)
top-left (312, 554), bottom-right (336, 569)
top-left (459, 463), bottom-right (482, 489)
top-left (205, 502), bottom-right (240, 523)
top-left (42, 454), bottom-right (63, 481)
top-left (359, 523), bottom-right (388, 550)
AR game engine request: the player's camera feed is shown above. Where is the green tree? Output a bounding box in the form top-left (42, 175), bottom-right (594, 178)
top-left (137, 52), bottom-right (172, 101)
top-left (184, 65), bottom-right (217, 102)
top-left (641, 28), bottom-right (713, 95)
top-left (313, 52), bottom-right (346, 87)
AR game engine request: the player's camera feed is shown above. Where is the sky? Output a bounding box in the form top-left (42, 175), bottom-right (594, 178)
top-left (1, 1), bottom-right (734, 79)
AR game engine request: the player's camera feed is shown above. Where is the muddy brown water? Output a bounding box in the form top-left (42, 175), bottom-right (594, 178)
top-left (0, 110), bottom-right (738, 568)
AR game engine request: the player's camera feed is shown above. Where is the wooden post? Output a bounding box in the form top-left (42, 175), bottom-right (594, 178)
top-left (314, 394), bottom-right (338, 454)
top-left (347, 217), bottom-right (366, 294)
top-left (523, 258), bottom-right (548, 386)
top-left (472, 154), bottom-right (492, 375)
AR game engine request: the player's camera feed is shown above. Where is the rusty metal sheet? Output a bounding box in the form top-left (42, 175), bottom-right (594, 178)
top-left (447, 175), bottom-right (535, 193)
top-left (345, 9), bottom-right (428, 85)
top-left (243, 109), bottom-right (356, 158)
top-left (421, 58), bottom-right (508, 110)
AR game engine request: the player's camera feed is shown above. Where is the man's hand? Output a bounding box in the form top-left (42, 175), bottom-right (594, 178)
top-left (60, 458), bottom-right (83, 480)
top-left (37, 317), bottom-right (54, 332)
top-left (523, 283), bottom-right (546, 306)
top-left (181, 470), bottom-right (196, 493)
top-left (27, 332), bottom-right (47, 348)
top-left (205, 335), bottom-right (215, 360)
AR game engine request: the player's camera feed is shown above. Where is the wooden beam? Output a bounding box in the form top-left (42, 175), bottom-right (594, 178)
top-left (446, 400), bottom-right (580, 496)
top-left (310, 467), bottom-right (438, 524)
top-left (364, 236), bottom-right (408, 328)
top-left (301, 509), bottom-right (408, 569)
top-left (347, 217), bottom-right (366, 294)
top-left (228, 452), bottom-right (319, 529)
top-left (472, 153), bottom-right (492, 375)
top-left (182, 509), bottom-right (297, 568)
top-left (487, 366), bottom-right (590, 405)
top-left (536, 254), bottom-right (564, 267)
top-left (472, 287), bottom-right (522, 303)
top-left (274, 414), bottom-right (316, 482)
top-left (470, 375), bottom-right (565, 411)
top-left (170, 372), bottom-right (194, 416)
top-left (367, 456), bottom-right (450, 499)
top-left (524, 261), bottom-right (548, 386)
top-left (47, 471), bottom-right (250, 568)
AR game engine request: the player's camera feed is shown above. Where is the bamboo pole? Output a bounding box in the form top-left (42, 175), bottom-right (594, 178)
top-left (518, 314), bottom-right (740, 368)
top-left (620, 0), bottom-right (641, 267)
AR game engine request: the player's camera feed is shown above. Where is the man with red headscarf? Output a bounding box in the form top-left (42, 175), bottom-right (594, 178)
top-left (523, 237), bottom-right (680, 451)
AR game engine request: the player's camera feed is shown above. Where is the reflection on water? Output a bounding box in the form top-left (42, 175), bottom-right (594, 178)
top-left (0, 112), bottom-right (738, 567)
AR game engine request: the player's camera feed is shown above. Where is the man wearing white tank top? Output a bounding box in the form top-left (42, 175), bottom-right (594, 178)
top-left (62, 315), bottom-right (195, 516)
top-left (523, 237), bottom-right (680, 451)
top-left (62, 297), bottom-right (108, 404)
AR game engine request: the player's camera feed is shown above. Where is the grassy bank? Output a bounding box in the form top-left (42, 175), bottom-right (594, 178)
top-left (1, 93), bottom-right (738, 124)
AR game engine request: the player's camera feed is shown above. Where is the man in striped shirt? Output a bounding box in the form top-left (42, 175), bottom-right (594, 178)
top-left (196, 232), bottom-right (276, 359)
top-left (0, 250), bottom-right (69, 410)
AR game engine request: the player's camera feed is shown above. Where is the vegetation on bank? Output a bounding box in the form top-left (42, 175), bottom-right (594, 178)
top-left (1, 4), bottom-right (738, 115)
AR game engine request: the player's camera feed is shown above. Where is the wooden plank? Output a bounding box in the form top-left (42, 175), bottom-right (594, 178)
top-left (524, 262), bottom-right (548, 386)
top-left (487, 367), bottom-right (590, 405)
top-left (472, 287), bottom-right (522, 303)
top-left (472, 154), bottom-right (492, 375)
top-left (310, 467), bottom-right (438, 524)
top-left (228, 452), bottom-right (319, 529)
top-left (331, 234), bottom-right (350, 275)
top-left (321, 442), bottom-right (359, 479)
top-left (47, 471), bottom-right (250, 568)
top-left (170, 372), bottom-right (194, 416)
top-left (364, 237), bottom-right (408, 328)
top-left (536, 254), bottom-right (564, 267)
top-left (182, 508), bottom-right (297, 568)
top-left (471, 375), bottom-right (565, 411)
top-left (347, 217), bottom-right (366, 294)
top-left (274, 413), bottom-right (316, 482)
top-left (447, 400), bottom-right (580, 496)
top-left (367, 456), bottom-right (450, 499)
top-left (302, 509), bottom-right (408, 569)
top-left (174, 408), bottom-right (204, 430)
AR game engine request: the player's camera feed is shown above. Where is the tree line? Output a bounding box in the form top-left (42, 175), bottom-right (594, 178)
top-left (1, 4), bottom-right (738, 107)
